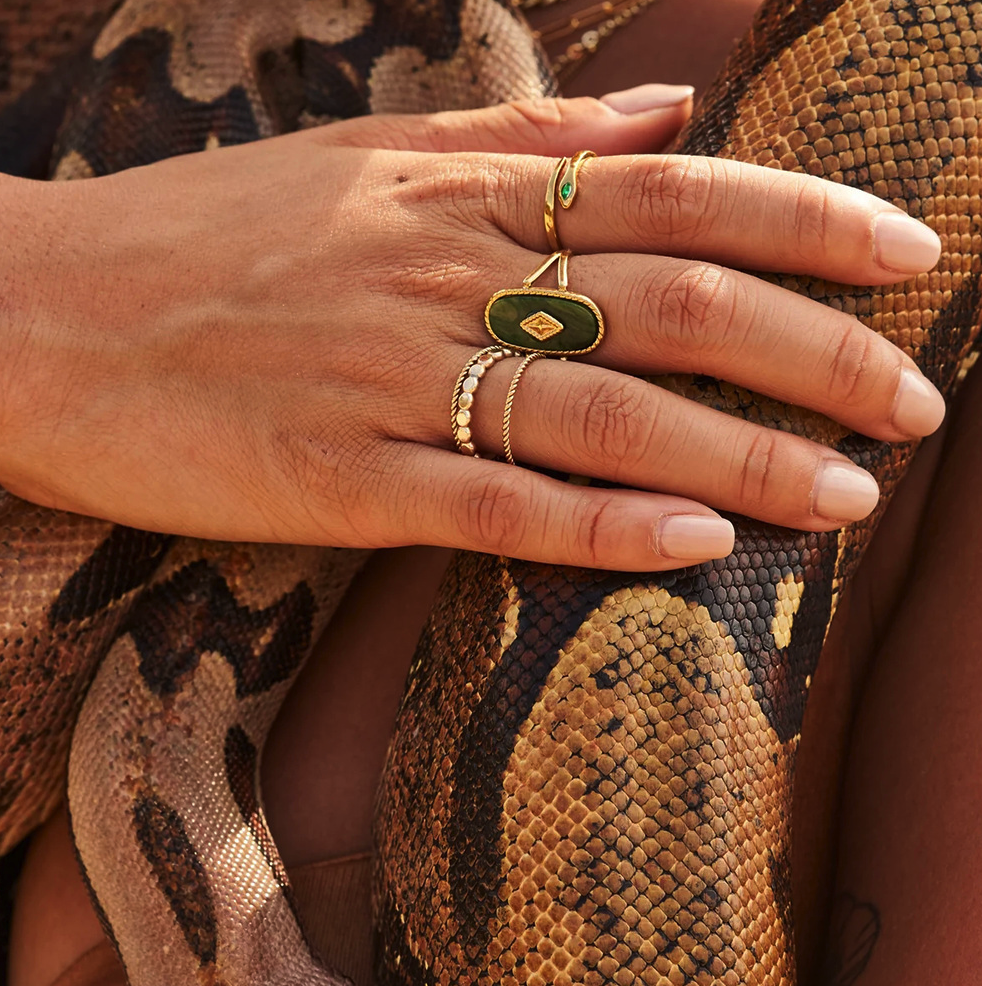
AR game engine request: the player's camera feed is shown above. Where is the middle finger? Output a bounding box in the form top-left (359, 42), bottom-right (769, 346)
top-left (568, 251), bottom-right (945, 442)
top-left (436, 245), bottom-right (944, 443)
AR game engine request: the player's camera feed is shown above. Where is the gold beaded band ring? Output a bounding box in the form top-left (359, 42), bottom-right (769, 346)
top-left (451, 345), bottom-right (517, 456)
top-left (486, 249), bottom-right (605, 356)
top-left (544, 149), bottom-right (596, 251)
top-left (502, 353), bottom-right (547, 465)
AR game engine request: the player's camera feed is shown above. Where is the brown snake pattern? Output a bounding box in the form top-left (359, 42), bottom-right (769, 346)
top-left (1, 0), bottom-right (981, 984)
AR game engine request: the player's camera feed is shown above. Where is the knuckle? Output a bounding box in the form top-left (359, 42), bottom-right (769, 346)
top-left (734, 428), bottom-right (781, 506)
top-left (791, 178), bottom-right (836, 263)
top-left (824, 323), bottom-right (880, 408)
top-left (650, 264), bottom-right (737, 366)
top-left (475, 155), bottom-right (529, 236)
top-left (628, 156), bottom-right (721, 245)
top-left (448, 160), bottom-right (489, 224)
top-left (460, 472), bottom-right (529, 552)
top-left (576, 493), bottom-right (622, 570)
top-left (569, 378), bottom-right (647, 471)
top-left (498, 97), bottom-right (567, 145)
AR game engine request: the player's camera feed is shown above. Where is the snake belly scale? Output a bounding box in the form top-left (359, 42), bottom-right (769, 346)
top-left (0, 0), bottom-right (979, 985)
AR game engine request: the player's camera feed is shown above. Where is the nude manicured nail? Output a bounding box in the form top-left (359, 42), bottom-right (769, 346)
top-left (601, 83), bottom-right (695, 114)
top-left (892, 368), bottom-right (946, 437)
top-left (811, 461), bottom-right (880, 522)
top-left (657, 515), bottom-right (735, 559)
top-left (873, 213), bottom-right (941, 274)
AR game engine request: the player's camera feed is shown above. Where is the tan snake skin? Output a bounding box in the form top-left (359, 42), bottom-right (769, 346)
top-left (374, 2), bottom-right (982, 983)
top-left (0, 0), bottom-right (980, 984)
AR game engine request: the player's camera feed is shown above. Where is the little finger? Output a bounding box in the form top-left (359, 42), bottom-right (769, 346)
top-left (388, 443), bottom-right (736, 570)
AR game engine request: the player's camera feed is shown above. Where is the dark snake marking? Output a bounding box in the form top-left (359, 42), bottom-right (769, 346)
top-left (253, 38), bottom-right (373, 128)
top-left (445, 567), bottom-right (624, 959)
top-left (132, 790), bottom-right (219, 969)
top-left (914, 271), bottom-right (982, 387)
top-left (0, 1), bottom-right (121, 178)
top-left (0, 49), bottom-right (89, 177)
top-left (48, 528), bottom-right (173, 627)
top-left (126, 559), bottom-right (316, 699)
top-left (56, 29), bottom-right (263, 174)
top-left (224, 723), bottom-right (292, 893)
top-left (702, 529), bottom-right (836, 745)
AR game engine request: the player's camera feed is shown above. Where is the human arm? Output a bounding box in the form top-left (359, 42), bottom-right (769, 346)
top-left (0, 90), bottom-right (944, 570)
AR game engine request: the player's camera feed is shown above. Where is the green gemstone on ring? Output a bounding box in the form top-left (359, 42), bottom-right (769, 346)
top-left (485, 290), bottom-right (603, 354)
top-left (560, 181), bottom-right (573, 201)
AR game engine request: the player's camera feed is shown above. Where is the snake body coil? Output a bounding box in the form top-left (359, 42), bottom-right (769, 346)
top-left (0, 0), bottom-right (980, 984)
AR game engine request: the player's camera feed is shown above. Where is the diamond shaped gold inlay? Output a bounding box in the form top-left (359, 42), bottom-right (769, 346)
top-left (520, 310), bottom-right (564, 341)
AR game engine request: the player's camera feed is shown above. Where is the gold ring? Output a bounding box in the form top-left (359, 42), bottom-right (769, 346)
top-left (544, 149), bottom-right (596, 251)
top-left (451, 345), bottom-right (516, 456)
top-left (485, 250), bottom-right (605, 356)
top-left (502, 353), bottom-right (546, 465)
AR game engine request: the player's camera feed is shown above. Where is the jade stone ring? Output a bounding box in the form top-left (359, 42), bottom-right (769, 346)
top-left (485, 250), bottom-right (605, 356)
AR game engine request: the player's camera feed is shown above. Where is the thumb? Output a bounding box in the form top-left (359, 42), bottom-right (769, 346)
top-left (308, 83), bottom-right (694, 156)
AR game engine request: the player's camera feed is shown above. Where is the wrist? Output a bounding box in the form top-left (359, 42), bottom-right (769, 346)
top-left (0, 176), bottom-right (61, 493)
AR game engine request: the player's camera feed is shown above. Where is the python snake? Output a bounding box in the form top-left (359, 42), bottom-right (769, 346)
top-left (0, 0), bottom-right (980, 984)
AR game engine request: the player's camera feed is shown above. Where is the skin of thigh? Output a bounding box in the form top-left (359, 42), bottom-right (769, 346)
top-left (792, 418), bottom-right (949, 986)
top-left (819, 359), bottom-right (982, 986)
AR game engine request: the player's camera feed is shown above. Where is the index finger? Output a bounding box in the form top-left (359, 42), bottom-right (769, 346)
top-left (485, 153), bottom-right (941, 285)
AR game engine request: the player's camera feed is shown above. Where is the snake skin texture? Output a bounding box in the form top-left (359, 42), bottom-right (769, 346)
top-left (0, 0), bottom-right (980, 984)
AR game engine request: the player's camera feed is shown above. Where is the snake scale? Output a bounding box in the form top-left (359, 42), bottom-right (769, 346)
top-left (0, 0), bottom-right (980, 983)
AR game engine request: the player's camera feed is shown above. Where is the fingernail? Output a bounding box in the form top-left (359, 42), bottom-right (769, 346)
top-left (892, 367), bottom-right (946, 437)
top-left (657, 515), bottom-right (735, 559)
top-left (811, 461), bottom-right (880, 522)
top-left (873, 213), bottom-right (941, 274)
top-left (601, 83), bottom-right (695, 114)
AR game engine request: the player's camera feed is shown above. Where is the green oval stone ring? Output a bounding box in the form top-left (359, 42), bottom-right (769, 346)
top-left (484, 250), bottom-right (605, 356)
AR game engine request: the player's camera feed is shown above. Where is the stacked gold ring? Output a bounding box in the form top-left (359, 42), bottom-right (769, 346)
top-left (451, 345), bottom-right (516, 456)
top-left (452, 151), bottom-right (601, 464)
top-left (502, 353), bottom-right (547, 465)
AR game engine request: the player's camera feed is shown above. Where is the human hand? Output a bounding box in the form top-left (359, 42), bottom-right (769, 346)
top-left (0, 84), bottom-right (943, 570)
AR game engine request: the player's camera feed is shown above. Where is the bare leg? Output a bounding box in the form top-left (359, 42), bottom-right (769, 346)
top-left (817, 360), bottom-right (982, 986)
top-left (793, 418), bottom-right (949, 985)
